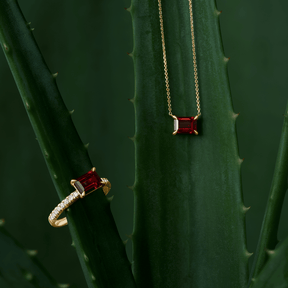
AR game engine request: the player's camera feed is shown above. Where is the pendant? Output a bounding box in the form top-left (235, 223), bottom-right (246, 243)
top-left (172, 115), bottom-right (199, 135)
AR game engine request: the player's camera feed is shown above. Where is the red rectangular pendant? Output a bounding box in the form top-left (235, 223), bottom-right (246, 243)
top-left (76, 170), bottom-right (102, 192)
top-left (174, 116), bottom-right (198, 135)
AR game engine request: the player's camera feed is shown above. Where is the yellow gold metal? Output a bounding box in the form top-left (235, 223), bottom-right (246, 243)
top-left (194, 130), bottom-right (199, 135)
top-left (91, 167), bottom-right (96, 172)
top-left (194, 115), bottom-right (199, 120)
top-left (70, 179), bottom-right (76, 185)
top-left (48, 167), bottom-right (111, 228)
top-left (101, 178), bottom-right (111, 195)
top-left (158, 0), bottom-right (201, 118)
top-left (172, 130), bottom-right (178, 136)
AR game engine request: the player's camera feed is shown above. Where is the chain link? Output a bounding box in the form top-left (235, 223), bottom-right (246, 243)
top-left (158, 0), bottom-right (201, 117)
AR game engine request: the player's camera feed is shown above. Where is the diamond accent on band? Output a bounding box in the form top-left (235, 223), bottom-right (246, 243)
top-left (49, 191), bottom-right (80, 221)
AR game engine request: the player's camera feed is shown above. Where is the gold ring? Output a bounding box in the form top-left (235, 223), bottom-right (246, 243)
top-left (48, 167), bottom-right (111, 228)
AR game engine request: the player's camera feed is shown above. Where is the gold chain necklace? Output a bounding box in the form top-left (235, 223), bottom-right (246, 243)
top-left (158, 0), bottom-right (200, 135)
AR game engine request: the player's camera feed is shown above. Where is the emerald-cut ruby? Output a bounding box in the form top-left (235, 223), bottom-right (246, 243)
top-left (174, 117), bottom-right (198, 134)
top-left (76, 170), bottom-right (102, 192)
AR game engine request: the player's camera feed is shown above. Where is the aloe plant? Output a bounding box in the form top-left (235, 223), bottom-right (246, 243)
top-left (1, 0), bottom-right (288, 288)
top-left (0, 220), bottom-right (67, 288)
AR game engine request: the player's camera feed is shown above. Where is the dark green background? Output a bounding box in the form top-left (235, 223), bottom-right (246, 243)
top-left (0, 0), bottom-right (287, 287)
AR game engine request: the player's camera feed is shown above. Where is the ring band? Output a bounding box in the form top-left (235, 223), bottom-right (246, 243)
top-left (48, 167), bottom-right (111, 228)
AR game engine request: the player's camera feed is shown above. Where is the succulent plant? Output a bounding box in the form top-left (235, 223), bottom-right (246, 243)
top-left (0, 0), bottom-right (288, 287)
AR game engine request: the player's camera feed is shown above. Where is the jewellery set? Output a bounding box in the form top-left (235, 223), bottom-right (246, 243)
top-left (48, 0), bottom-right (200, 227)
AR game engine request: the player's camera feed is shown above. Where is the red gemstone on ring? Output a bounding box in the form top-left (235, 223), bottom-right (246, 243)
top-left (174, 117), bottom-right (198, 134)
top-left (76, 170), bottom-right (102, 192)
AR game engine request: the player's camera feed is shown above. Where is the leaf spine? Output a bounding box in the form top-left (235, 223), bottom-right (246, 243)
top-left (128, 135), bottom-right (136, 142)
top-left (232, 112), bottom-right (240, 120)
top-left (84, 254), bottom-right (89, 262)
top-left (216, 10), bottom-right (222, 16)
top-left (243, 206), bottom-right (251, 213)
top-left (3, 43), bottom-right (9, 51)
top-left (245, 250), bottom-right (253, 258)
top-left (266, 249), bottom-right (275, 256)
top-left (238, 158), bottom-right (244, 165)
top-left (26, 250), bottom-right (38, 256)
top-left (127, 184), bottom-right (135, 190)
top-left (25, 101), bottom-right (30, 110)
top-left (125, 6), bottom-right (132, 12)
top-left (58, 284), bottom-right (70, 288)
top-left (224, 56), bottom-right (231, 63)
top-left (24, 272), bottom-right (33, 281)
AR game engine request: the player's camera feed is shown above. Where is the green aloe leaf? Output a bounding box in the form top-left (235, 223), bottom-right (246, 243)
top-left (0, 1), bottom-right (136, 288)
top-left (129, 0), bottom-right (249, 287)
top-left (251, 236), bottom-right (288, 288)
top-left (0, 222), bottom-right (60, 288)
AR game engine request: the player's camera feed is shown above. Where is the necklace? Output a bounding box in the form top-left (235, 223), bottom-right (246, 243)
top-left (158, 0), bottom-right (201, 135)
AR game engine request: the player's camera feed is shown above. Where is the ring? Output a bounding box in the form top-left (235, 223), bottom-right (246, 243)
top-left (48, 167), bottom-right (111, 228)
